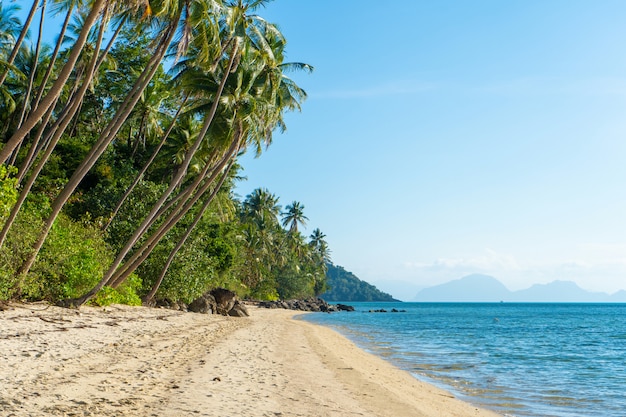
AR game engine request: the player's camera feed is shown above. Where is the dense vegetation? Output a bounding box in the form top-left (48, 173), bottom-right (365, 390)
top-left (321, 264), bottom-right (398, 302)
top-left (0, 0), bottom-right (330, 306)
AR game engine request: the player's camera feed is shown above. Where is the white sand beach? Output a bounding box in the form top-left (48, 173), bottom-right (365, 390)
top-left (0, 303), bottom-right (501, 416)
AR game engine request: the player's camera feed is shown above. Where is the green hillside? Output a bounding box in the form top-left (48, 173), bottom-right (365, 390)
top-left (321, 264), bottom-right (398, 302)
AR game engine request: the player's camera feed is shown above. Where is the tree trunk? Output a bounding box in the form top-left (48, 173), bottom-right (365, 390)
top-left (104, 94), bottom-right (189, 231)
top-left (29, 1), bottom-right (75, 118)
top-left (143, 157), bottom-right (236, 303)
top-left (68, 40), bottom-right (241, 306)
top-left (0, 0), bottom-right (106, 165)
top-left (18, 14), bottom-right (179, 283)
top-left (7, 0), bottom-right (47, 167)
top-left (15, 0), bottom-right (46, 131)
top-left (0, 3), bottom-right (108, 251)
top-left (109, 134), bottom-right (242, 290)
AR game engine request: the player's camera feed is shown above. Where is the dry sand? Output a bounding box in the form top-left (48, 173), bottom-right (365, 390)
top-left (0, 303), bottom-right (502, 417)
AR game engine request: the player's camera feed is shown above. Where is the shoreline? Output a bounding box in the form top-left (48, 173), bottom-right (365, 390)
top-left (0, 303), bottom-right (501, 416)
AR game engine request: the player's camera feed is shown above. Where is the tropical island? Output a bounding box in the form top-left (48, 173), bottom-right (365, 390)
top-left (0, 3), bottom-right (503, 417)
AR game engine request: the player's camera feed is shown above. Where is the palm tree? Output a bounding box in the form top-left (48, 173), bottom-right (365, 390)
top-left (10, 0), bottom-right (47, 161)
top-left (15, 0), bottom-right (181, 276)
top-left (281, 201), bottom-right (307, 234)
top-left (308, 228), bottom-right (330, 295)
top-left (27, 0), bottom-right (78, 117)
top-left (309, 228), bottom-right (330, 263)
top-left (56, 0), bottom-right (311, 306)
top-left (0, 0), bottom-right (110, 250)
top-left (53, 0), bottom-right (227, 305)
top-left (0, 0), bottom-right (107, 164)
top-left (243, 188), bottom-right (281, 227)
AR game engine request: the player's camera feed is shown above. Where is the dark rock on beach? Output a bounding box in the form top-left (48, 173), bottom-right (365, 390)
top-left (257, 298), bottom-right (354, 313)
top-left (188, 293), bottom-right (217, 314)
top-left (211, 288), bottom-right (238, 316)
top-left (187, 288), bottom-right (248, 317)
top-left (228, 300), bottom-right (249, 317)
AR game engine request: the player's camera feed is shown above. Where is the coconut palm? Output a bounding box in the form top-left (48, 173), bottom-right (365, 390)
top-left (73, 0), bottom-right (289, 299)
top-left (0, 0), bottom-right (108, 164)
top-left (281, 201), bottom-right (307, 234)
top-left (12, 0), bottom-right (47, 147)
top-left (0, 1), bottom-right (110, 250)
top-left (15, 0), bottom-right (182, 276)
top-left (54, 0), bottom-right (225, 305)
top-left (243, 188), bottom-right (281, 227)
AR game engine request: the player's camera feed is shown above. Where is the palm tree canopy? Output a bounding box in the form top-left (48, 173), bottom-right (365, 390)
top-left (281, 200), bottom-right (307, 233)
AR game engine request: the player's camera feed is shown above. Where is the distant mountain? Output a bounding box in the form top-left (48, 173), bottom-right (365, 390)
top-left (414, 274), bottom-right (511, 302)
top-left (512, 280), bottom-right (607, 302)
top-left (414, 274), bottom-right (625, 302)
top-left (321, 264), bottom-right (399, 302)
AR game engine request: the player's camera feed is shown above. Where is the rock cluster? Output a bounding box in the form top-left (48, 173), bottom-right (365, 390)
top-left (368, 308), bottom-right (407, 313)
top-left (186, 288), bottom-right (249, 317)
top-left (257, 298), bottom-right (354, 313)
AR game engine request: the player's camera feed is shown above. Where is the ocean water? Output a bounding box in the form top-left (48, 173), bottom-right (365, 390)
top-left (301, 302), bottom-right (626, 417)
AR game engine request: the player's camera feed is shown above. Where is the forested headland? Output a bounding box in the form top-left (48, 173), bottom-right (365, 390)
top-left (0, 1), bottom-right (330, 307)
top-left (321, 264), bottom-right (398, 302)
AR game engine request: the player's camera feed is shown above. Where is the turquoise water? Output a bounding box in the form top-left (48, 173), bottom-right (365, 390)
top-left (301, 302), bottom-right (626, 417)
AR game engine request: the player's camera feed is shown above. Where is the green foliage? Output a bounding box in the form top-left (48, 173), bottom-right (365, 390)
top-left (0, 198), bottom-right (47, 300)
top-left (0, 4), bottom-right (321, 306)
top-left (321, 263), bottom-right (398, 302)
top-left (29, 214), bottom-right (114, 301)
top-left (0, 165), bottom-right (17, 222)
top-left (275, 265), bottom-right (314, 300)
top-left (0, 196), bottom-right (124, 302)
top-left (93, 275), bottom-right (142, 306)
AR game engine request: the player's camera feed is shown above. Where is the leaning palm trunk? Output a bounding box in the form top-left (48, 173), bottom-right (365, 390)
top-left (0, 0), bottom-right (107, 165)
top-left (28, 1), bottom-right (75, 119)
top-left (16, 14), bottom-right (179, 277)
top-left (110, 135), bottom-right (242, 291)
top-left (92, 136), bottom-right (239, 297)
top-left (15, 0), bottom-right (46, 131)
top-left (90, 134), bottom-right (241, 302)
top-left (17, 103), bottom-right (55, 183)
top-left (104, 94), bottom-right (189, 231)
top-left (0, 0), bottom-right (38, 88)
top-left (143, 155), bottom-right (237, 303)
top-left (18, 67), bottom-right (88, 183)
top-left (64, 41), bottom-right (242, 307)
top-left (20, 11), bottom-right (124, 182)
top-left (0, 4), bottom-right (108, 250)
top-left (8, 0), bottom-right (47, 167)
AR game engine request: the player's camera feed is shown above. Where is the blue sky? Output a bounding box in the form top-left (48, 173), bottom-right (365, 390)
top-left (16, 1), bottom-right (626, 300)
top-left (236, 1), bottom-right (626, 299)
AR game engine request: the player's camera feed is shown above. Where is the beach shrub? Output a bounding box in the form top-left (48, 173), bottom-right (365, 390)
top-left (0, 165), bottom-right (18, 222)
top-left (27, 213), bottom-right (114, 301)
top-left (0, 197), bottom-right (47, 300)
top-left (93, 275), bottom-right (142, 306)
